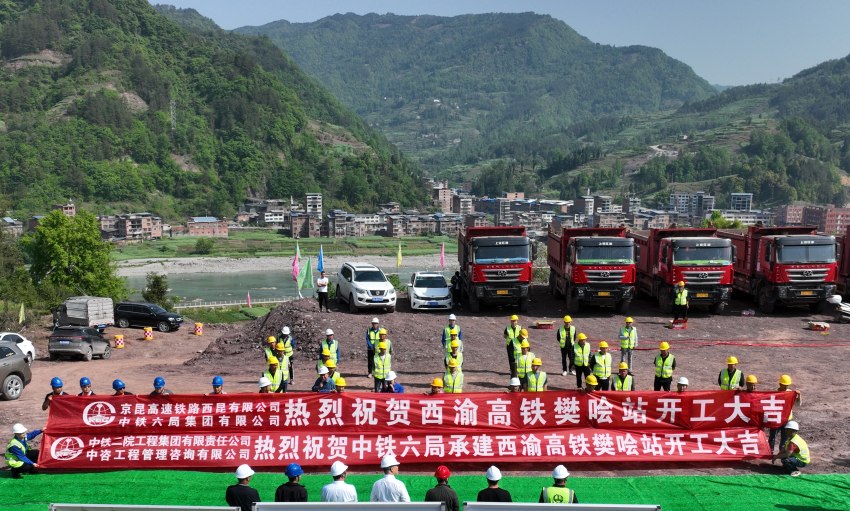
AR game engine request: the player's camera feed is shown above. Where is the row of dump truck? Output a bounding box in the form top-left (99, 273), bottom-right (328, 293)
top-left (545, 225), bottom-right (850, 314)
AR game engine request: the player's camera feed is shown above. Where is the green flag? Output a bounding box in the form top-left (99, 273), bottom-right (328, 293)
top-left (297, 256), bottom-right (313, 292)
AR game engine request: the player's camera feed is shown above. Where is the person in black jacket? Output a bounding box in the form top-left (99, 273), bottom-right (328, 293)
top-left (275, 463), bottom-right (308, 502)
top-left (225, 464), bottom-right (261, 511)
top-left (424, 465), bottom-right (460, 511)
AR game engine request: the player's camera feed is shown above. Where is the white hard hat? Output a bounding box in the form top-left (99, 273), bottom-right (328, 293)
top-left (235, 464), bottom-right (255, 479)
top-left (678, 377), bottom-right (689, 385)
top-left (371, 317), bottom-right (380, 324)
top-left (386, 371), bottom-right (397, 381)
top-left (552, 464), bottom-right (570, 479)
top-left (12, 423), bottom-right (27, 434)
top-left (784, 420), bottom-right (799, 430)
top-left (330, 460), bottom-right (349, 476)
top-left (325, 328), bottom-right (334, 335)
top-left (281, 326), bottom-right (291, 335)
top-left (448, 314), bottom-right (457, 320)
top-left (258, 376), bottom-right (272, 388)
top-left (318, 365), bottom-right (329, 375)
top-left (380, 454), bottom-right (400, 468)
top-left (509, 377), bottom-right (521, 387)
top-left (485, 466), bottom-right (502, 481)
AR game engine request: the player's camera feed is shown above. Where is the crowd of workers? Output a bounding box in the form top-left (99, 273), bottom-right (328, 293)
top-left (7, 311), bottom-right (808, 482)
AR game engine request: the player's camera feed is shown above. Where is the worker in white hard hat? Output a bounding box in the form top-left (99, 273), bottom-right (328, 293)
top-left (677, 376), bottom-right (689, 393)
top-left (366, 317), bottom-right (381, 378)
top-left (225, 464), bottom-right (261, 511)
top-left (321, 328), bottom-right (340, 366)
top-left (279, 326), bottom-right (295, 385)
top-left (539, 465), bottom-right (578, 503)
top-left (371, 454), bottom-right (411, 502)
top-left (477, 466), bottom-right (512, 502)
top-left (771, 421), bottom-right (810, 477)
top-left (258, 376), bottom-right (273, 394)
top-left (6, 423), bottom-right (43, 478)
top-left (312, 365), bottom-right (337, 393)
top-left (383, 371), bottom-right (404, 394)
top-left (507, 377), bottom-right (521, 393)
top-left (322, 461), bottom-right (358, 502)
top-left (441, 313), bottom-right (462, 350)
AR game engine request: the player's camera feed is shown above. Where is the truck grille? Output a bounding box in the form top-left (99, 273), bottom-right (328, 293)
top-left (370, 290), bottom-right (386, 297)
top-left (583, 269), bottom-right (626, 284)
top-left (483, 268), bottom-right (523, 283)
top-left (786, 268), bottom-right (829, 283)
top-left (681, 270), bottom-right (725, 286)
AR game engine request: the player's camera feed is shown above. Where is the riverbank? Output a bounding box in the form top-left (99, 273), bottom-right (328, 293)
top-left (116, 254), bottom-right (457, 277)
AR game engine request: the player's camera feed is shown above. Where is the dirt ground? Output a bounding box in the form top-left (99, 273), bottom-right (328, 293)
top-left (4, 286), bottom-right (849, 477)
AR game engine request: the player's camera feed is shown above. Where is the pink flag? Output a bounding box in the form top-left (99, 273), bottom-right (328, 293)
top-left (440, 242), bottom-right (446, 269)
top-left (292, 242), bottom-right (301, 282)
top-left (247, 292), bottom-right (252, 308)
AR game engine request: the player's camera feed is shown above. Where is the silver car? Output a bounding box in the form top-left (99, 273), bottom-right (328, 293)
top-left (408, 272), bottom-right (453, 310)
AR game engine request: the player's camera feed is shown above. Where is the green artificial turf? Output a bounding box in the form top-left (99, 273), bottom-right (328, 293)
top-left (2, 470), bottom-right (849, 511)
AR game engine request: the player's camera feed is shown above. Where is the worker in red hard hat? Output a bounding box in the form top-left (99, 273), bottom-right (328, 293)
top-left (424, 465), bottom-right (459, 511)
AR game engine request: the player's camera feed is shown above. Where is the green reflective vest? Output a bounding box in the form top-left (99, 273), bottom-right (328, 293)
top-left (5, 438), bottom-right (25, 468)
top-left (592, 352), bottom-right (612, 379)
top-left (527, 371), bottom-right (547, 392)
top-left (619, 326), bottom-right (637, 349)
top-left (674, 288), bottom-right (688, 305)
top-left (367, 329), bottom-right (381, 348)
top-left (444, 371), bottom-right (464, 393)
top-left (720, 369), bottom-right (742, 390)
top-left (786, 434), bottom-right (810, 464)
top-left (614, 374), bottom-right (634, 391)
top-left (263, 368), bottom-right (284, 392)
top-left (574, 342), bottom-right (590, 367)
top-left (373, 354), bottom-right (391, 379)
top-left (280, 336), bottom-right (294, 357)
top-left (445, 352), bottom-right (464, 369)
top-left (558, 325), bottom-right (576, 348)
top-left (542, 486), bottom-right (575, 504)
top-left (264, 346), bottom-right (274, 361)
top-left (505, 325), bottom-right (521, 345)
top-left (322, 339), bottom-right (339, 363)
top-left (517, 351), bottom-right (535, 379)
top-left (446, 339), bottom-right (463, 356)
top-left (654, 354), bottom-right (675, 378)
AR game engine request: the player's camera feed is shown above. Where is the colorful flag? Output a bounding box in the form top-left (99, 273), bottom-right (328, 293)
top-left (246, 292), bottom-right (252, 308)
top-left (397, 242), bottom-right (403, 269)
top-left (18, 303), bottom-right (24, 324)
top-left (298, 256), bottom-right (313, 292)
top-left (292, 243), bottom-right (301, 282)
top-left (440, 242), bottom-right (446, 270)
top-left (317, 245), bottom-right (324, 273)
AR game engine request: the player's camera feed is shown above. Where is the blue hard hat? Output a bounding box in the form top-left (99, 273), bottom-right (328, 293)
top-left (80, 377), bottom-right (92, 387)
top-left (50, 377), bottom-right (63, 388)
top-left (285, 463), bottom-right (304, 478)
top-left (112, 379), bottom-right (125, 390)
top-left (153, 376), bottom-right (166, 389)
top-left (212, 375), bottom-right (224, 387)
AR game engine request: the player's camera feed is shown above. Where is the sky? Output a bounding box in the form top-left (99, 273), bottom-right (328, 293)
top-left (153, 0), bottom-right (850, 86)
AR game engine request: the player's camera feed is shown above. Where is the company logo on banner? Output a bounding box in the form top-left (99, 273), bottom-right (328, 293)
top-left (40, 391), bottom-right (795, 471)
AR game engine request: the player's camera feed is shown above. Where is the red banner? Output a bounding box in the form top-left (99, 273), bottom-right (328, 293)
top-left (40, 391), bottom-right (794, 470)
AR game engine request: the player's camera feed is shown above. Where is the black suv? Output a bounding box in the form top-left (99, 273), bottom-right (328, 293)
top-left (48, 326), bottom-right (112, 362)
top-left (114, 302), bottom-right (183, 332)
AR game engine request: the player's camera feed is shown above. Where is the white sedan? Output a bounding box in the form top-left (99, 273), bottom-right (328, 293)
top-left (0, 332), bottom-right (36, 365)
top-left (408, 272), bottom-right (453, 310)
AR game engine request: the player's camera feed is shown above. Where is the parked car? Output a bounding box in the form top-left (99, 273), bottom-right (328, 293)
top-left (336, 262), bottom-right (397, 313)
top-left (48, 326), bottom-right (112, 362)
top-left (53, 296), bottom-right (114, 330)
top-left (408, 272), bottom-right (453, 310)
top-left (114, 302), bottom-right (183, 332)
top-left (0, 332), bottom-right (35, 365)
top-left (0, 343), bottom-right (31, 400)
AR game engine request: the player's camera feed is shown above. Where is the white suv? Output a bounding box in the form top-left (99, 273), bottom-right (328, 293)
top-left (337, 262), bottom-right (397, 313)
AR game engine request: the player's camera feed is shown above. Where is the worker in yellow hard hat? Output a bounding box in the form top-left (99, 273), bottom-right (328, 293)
top-left (572, 333), bottom-right (591, 390)
top-left (444, 358), bottom-right (464, 394)
top-left (373, 341), bottom-right (391, 393)
top-left (445, 328), bottom-right (462, 356)
top-left (584, 374), bottom-right (598, 393)
top-left (557, 315), bottom-right (577, 376)
top-left (445, 340), bottom-right (464, 370)
top-left (527, 358), bottom-right (547, 392)
top-left (441, 314), bottom-right (462, 351)
top-left (427, 377), bottom-right (444, 396)
top-left (504, 315), bottom-right (522, 378)
top-left (590, 341), bottom-right (613, 391)
top-left (335, 377), bottom-right (347, 393)
top-left (317, 348), bottom-right (331, 372)
top-left (321, 328), bottom-right (340, 365)
top-left (325, 359), bottom-right (342, 386)
top-left (618, 317), bottom-right (638, 370)
top-left (653, 341), bottom-right (676, 391)
top-left (263, 355), bottom-right (285, 393)
top-left (378, 328), bottom-right (394, 355)
top-left (516, 340), bottom-right (535, 389)
top-left (264, 335), bottom-right (277, 362)
top-left (745, 374), bottom-right (758, 392)
top-left (366, 317), bottom-right (381, 378)
top-left (613, 362), bottom-right (634, 391)
top-left (719, 356), bottom-right (744, 390)
top-left (769, 375), bottom-right (802, 452)
top-left (672, 281), bottom-right (689, 323)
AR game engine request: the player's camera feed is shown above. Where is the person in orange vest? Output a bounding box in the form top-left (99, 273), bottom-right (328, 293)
top-left (653, 342), bottom-right (676, 391)
top-left (590, 341), bottom-right (613, 391)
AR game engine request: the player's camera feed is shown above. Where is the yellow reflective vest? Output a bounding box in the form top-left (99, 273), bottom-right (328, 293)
top-left (674, 288), bottom-right (688, 306)
top-left (527, 371), bottom-right (547, 392)
top-left (445, 352), bottom-right (464, 369)
top-left (785, 434), bottom-right (810, 464)
top-left (614, 374), bottom-right (634, 391)
top-left (517, 351), bottom-right (535, 379)
top-left (574, 342), bottom-right (590, 367)
top-left (373, 354), bottom-right (391, 379)
top-left (619, 326), bottom-right (637, 349)
top-left (654, 354), bottom-right (675, 378)
top-left (263, 368), bottom-right (284, 392)
top-left (5, 438), bottom-right (25, 468)
top-left (592, 352), bottom-right (612, 379)
top-left (558, 325), bottom-right (576, 348)
top-left (444, 370), bottom-right (464, 393)
top-left (720, 369), bottom-right (743, 390)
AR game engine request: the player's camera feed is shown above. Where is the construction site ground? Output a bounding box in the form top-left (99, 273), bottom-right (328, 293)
top-left (3, 286), bottom-right (849, 477)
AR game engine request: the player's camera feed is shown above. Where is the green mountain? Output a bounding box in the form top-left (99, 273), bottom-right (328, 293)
top-left (0, 1), bottom-right (426, 220)
top-left (236, 12), bottom-right (717, 171)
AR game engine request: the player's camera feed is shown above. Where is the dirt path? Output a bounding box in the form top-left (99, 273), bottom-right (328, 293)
top-left (5, 286), bottom-right (848, 477)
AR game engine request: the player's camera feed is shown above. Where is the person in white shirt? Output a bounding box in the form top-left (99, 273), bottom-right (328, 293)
top-left (316, 271), bottom-right (330, 312)
top-left (321, 461), bottom-right (358, 502)
top-left (370, 454), bottom-right (411, 502)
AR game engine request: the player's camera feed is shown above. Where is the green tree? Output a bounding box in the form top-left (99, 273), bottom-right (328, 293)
top-left (22, 211), bottom-right (128, 300)
top-left (194, 237), bottom-right (214, 254)
top-left (702, 210), bottom-right (743, 229)
top-left (141, 272), bottom-right (175, 309)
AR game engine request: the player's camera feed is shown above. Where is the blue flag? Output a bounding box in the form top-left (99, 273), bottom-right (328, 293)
top-left (317, 244), bottom-right (324, 273)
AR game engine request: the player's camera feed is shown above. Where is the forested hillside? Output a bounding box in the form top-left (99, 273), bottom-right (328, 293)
top-left (0, 1), bottom-right (427, 220)
top-left (236, 12), bottom-right (717, 171)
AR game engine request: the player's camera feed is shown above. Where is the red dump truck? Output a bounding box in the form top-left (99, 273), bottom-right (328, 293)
top-left (628, 228), bottom-right (734, 314)
top-left (458, 226), bottom-right (534, 313)
top-left (837, 225), bottom-right (850, 296)
top-left (717, 226), bottom-right (838, 313)
top-left (547, 227), bottom-right (636, 313)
